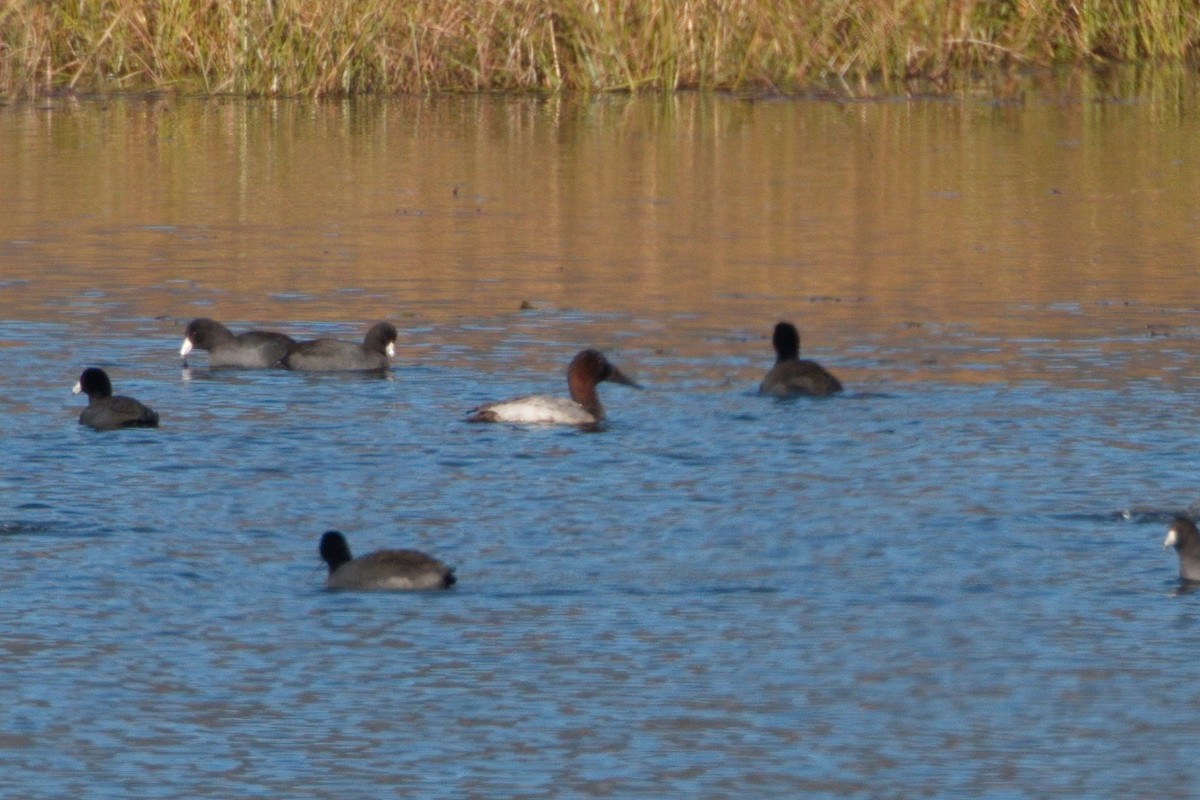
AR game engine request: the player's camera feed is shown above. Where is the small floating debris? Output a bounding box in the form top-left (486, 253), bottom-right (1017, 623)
top-left (806, 295), bottom-right (866, 303)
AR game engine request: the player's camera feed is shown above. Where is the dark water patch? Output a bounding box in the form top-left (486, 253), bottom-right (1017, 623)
top-left (480, 587), bottom-right (596, 600)
top-left (0, 520), bottom-right (53, 537)
top-left (618, 584), bottom-right (779, 597)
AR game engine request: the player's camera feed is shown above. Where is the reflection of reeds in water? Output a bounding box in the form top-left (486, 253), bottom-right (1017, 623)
top-left (2, 0), bottom-right (1199, 98)
top-left (4, 86), bottom-right (1200, 342)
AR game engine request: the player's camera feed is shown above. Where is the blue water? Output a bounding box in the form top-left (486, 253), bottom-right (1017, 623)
top-left (1, 309), bottom-right (1197, 799)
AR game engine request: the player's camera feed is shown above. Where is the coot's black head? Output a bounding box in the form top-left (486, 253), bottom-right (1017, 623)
top-left (1165, 517), bottom-right (1199, 552)
top-left (319, 530), bottom-right (354, 572)
top-left (364, 322), bottom-right (399, 353)
top-left (73, 367), bottom-right (113, 400)
top-left (772, 322), bottom-right (801, 361)
top-left (183, 318), bottom-right (228, 350)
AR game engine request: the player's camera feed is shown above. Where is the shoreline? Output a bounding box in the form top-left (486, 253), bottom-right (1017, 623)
top-left (3, 0), bottom-right (1198, 99)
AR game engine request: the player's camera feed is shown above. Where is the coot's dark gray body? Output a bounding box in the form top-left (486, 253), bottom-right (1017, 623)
top-left (73, 368), bottom-right (159, 431)
top-left (759, 322), bottom-right (843, 397)
top-left (181, 318), bottom-right (296, 368)
top-left (283, 322), bottom-right (398, 372)
top-left (319, 531), bottom-right (456, 591)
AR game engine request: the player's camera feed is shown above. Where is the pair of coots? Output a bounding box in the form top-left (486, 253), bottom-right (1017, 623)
top-left (180, 318), bottom-right (397, 371)
top-left (71, 375), bottom-right (454, 589)
top-left (73, 318), bottom-right (450, 590)
top-left (73, 320), bottom-right (399, 431)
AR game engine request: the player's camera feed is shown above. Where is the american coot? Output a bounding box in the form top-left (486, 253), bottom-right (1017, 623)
top-left (180, 318), bottom-right (296, 368)
top-left (283, 322), bottom-right (398, 372)
top-left (72, 368), bottom-right (159, 431)
top-left (1164, 517), bottom-right (1200, 583)
top-left (759, 321), bottom-right (843, 397)
top-left (319, 530), bottom-right (456, 591)
top-left (466, 349), bottom-right (641, 426)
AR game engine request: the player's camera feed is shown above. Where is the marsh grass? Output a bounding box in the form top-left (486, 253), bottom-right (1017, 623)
top-left (2, 0), bottom-right (1199, 98)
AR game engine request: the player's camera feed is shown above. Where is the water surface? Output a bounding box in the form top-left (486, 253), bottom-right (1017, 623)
top-left (3, 73), bottom-right (1200, 797)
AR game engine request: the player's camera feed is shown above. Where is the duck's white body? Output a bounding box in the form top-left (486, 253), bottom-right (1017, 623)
top-left (471, 395), bottom-right (596, 426)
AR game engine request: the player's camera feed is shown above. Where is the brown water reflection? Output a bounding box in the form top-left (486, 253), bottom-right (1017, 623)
top-left (3, 70), bottom-right (1200, 386)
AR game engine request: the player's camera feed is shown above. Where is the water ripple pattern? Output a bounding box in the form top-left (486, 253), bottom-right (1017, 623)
top-left (1, 311), bottom-right (1197, 799)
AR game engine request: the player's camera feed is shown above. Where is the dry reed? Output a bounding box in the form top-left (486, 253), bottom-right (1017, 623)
top-left (2, 0), bottom-right (1198, 98)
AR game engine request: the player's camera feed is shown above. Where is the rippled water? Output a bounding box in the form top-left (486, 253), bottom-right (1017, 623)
top-left (5, 81), bottom-right (1200, 797)
top-left (2, 311), bottom-right (1197, 798)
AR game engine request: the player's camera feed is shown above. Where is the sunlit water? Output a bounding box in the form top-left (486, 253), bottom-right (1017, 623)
top-left (4, 75), bottom-right (1200, 797)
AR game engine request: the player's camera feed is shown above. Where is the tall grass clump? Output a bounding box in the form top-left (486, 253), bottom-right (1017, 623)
top-left (3, 0), bottom-right (1200, 98)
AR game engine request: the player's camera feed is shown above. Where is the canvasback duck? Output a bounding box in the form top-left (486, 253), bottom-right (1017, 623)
top-left (72, 368), bottom-right (159, 430)
top-left (283, 322), bottom-right (398, 372)
top-left (319, 530), bottom-right (456, 591)
top-left (180, 318), bottom-right (296, 368)
top-left (758, 321), bottom-right (843, 397)
top-left (467, 348), bottom-right (640, 426)
top-left (1164, 517), bottom-right (1200, 583)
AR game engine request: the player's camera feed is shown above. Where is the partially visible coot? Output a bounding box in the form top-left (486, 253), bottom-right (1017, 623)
top-left (318, 530), bottom-right (456, 591)
top-left (759, 321), bottom-right (843, 397)
top-left (283, 322), bottom-right (398, 372)
top-left (1164, 517), bottom-right (1200, 583)
top-left (180, 318), bottom-right (296, 368)
top-left (72, 368), bottom-right (159, 431)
